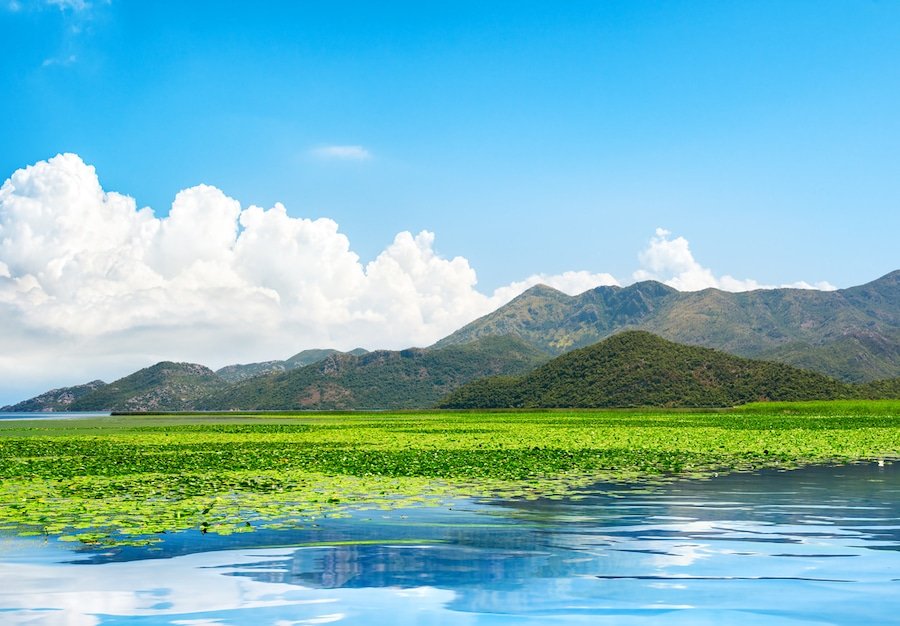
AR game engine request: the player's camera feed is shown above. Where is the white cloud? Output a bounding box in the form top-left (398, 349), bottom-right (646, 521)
top-left (492, 271), bottom-right (619, 304)
top-left (0, 155), bottom-right (621, 373)
top-left (11, 0), bottom-right (105, 71)
top-left (0, 154), bottom-right (534, 399)
top-left (782, 280), bottom-right (838, 291)
top-left (633, 228), bottom-right (836, 292)
top-left (633, 228), bottom-right (720, 291)
top-left (45, 0), bottom-right (90, 10)
top-left (0, 544), bottom-right (455, 625)
top-left (42, 54), bottom-right (78, 67)
top-left (311, 145), bottom-right (372, 161)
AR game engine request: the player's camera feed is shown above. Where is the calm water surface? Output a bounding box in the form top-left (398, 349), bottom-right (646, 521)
top-left (1, 463), bottom-right (897, 625)
top-left (0, 411), bottom-right (110, 421)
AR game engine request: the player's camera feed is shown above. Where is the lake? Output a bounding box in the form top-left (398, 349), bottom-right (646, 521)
top-left (0, 462), bottom-right (896, 625)
top-left (0, 411), bottom-right (111, 421)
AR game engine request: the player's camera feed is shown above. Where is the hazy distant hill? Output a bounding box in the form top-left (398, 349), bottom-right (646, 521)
top-left (439, 331), bottom-right (856, 409)
top-left (216, 348), bottom-right (369, 382)
top-left (434, 270), bottom-right (900, 382)
top-left (198, 336), bottom-right (549, 410)
top-left (855, 377), bottom-right (900, 399)
top-left (1, 380), bottom-right (108, 412)
top-left (70, 362), bottom-right (229, 412)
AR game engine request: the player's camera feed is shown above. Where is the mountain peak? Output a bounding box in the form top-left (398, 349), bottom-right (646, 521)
top-left (146, 361), bottom-right (217, 376)
top-left (516, 283), bottom-right (571, 300)
top-left (621, 279), bottom-right (679, 295)
top-left (69, 361), bottom-right (227, 412)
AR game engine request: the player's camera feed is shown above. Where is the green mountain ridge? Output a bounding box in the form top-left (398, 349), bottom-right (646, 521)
top-left (439, 331), bottom-right (875, 409)
top-left (19, 337), bottom-right (548, 412)
top-left (198, 335), bottom-right (550, 411)
top-left (70, 362), bottom-right (230, 412)
top-left (215, 348), bottom-right (369, 382)
top-left (434, 270), bottom-right (900, 382)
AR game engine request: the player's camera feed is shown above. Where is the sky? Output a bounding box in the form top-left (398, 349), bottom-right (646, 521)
top-left (1, 1), bottom-right (898, 404)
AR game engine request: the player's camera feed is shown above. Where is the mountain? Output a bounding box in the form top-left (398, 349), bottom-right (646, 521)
top-left (216, 348), bottom-right (369, 382)
top-left (434, 270), bottom-right (900, 382)
top-left (7, 272), bottom-right (897, 411)
top-left (855, 377), bottom-right (900, 399)
top-left (1, 380), bottom-right (108, 412)
top-left (438, 331), bottom-right (856, 409)
top-left (70, 362), bottom-right (229, 412)
top-left (198, 335), bottom-right (550, 410)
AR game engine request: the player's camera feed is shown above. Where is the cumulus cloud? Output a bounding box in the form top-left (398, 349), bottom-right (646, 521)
top-left (311, 145), bottom-right (372, 161)
top-left (0, 154), bottom-right (491, 352)
top-left (781, 280), bottom-right (838, 291)
top-left (0, 154), bottom-right (625, 367)
top-left (0, 154), bottom-right (524, 398)
top-left (492, 271), bottom-right (619, 304)
top-left (633, 228), bottom-right (836, 292)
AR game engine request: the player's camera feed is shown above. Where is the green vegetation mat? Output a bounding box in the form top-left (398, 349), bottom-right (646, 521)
top-left (1, 400), bottom-right (897, 546)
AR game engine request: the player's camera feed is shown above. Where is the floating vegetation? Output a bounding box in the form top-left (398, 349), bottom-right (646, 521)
top-left (0, 402), bottom-right (897, 546)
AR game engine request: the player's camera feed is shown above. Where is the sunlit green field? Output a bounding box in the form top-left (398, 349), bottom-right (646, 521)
top-left (1, 400), bottom-right (897, 546)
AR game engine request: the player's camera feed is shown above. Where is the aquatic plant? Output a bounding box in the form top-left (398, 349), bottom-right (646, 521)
top-left (0, 402), bottom-right (896, 545)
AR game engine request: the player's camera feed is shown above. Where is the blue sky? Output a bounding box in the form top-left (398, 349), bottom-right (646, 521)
top-left (0, 1), bottom-right (898, 401)
top-left (4, 0), bottom-right (898, 288)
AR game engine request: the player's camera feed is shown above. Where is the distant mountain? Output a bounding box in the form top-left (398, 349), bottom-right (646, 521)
top-left (1, 380), bottom-right (107, 412)
top-left (855, 377), bottom-right (900, 399)
top-left (7, 272), bottom-right (897, 412)
top-left (434, 270), bottom-right (900, 382)
top-left (439, 331), bottom-right (856, 409)
top-left (198, 336), bottom-right (549, 410)
top-left (215, 360), bottom-right (285, 383)
top-left (216, 348), bottom-right (369, 382)
top-left (70, 362), bottom-right (229, 412)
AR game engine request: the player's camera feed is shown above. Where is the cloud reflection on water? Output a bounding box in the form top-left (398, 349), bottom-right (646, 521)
top-left (0, 463), bottom-right (898, 625)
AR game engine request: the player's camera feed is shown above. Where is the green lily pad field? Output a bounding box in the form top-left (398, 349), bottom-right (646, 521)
top-left (1, 400), bottom-right (897, 546)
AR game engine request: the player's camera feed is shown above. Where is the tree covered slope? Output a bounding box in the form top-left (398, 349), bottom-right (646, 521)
top-left (198, 335), bottom-right (550, 410)
top-left (70, 362), bottom-right (229, 412)
top-left (439, 331), bottom-right (857, 409)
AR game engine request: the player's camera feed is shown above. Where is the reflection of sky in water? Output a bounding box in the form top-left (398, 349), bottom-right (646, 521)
top-left (1, 463), bottom-right (898, 625)
top-left (0, 412), bottom-right (110, 421)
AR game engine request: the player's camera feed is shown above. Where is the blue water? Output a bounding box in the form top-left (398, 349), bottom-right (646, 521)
top-left (0, 463), bottom-right (897, 625)
top-left (0, 411), bottom-right (110, 420)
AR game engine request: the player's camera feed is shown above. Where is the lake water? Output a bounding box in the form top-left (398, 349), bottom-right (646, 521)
top-left (0, 463), bottom-right (897, 625)
top-left (0, 411), bottom-right (111, 421)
